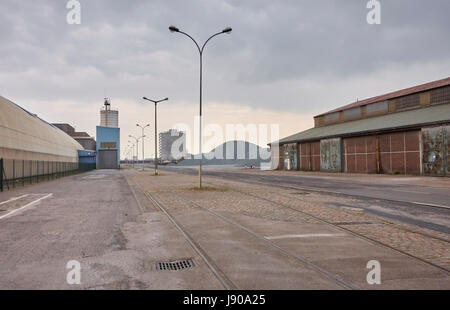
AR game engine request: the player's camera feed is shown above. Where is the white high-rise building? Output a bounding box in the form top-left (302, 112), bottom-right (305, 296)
top-left (159, 129), bottom-right (186, 161)
top-left (100, 99), bottom-right (119, 128)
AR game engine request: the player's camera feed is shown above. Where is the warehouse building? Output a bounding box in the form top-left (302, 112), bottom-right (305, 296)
top-left (0, 96), bottom-right (82, 162)
top-left (96, 99), bottom-right (120, 169)
top-left (270, 77), bottom-right (450, 176)
top-left (0, 96), bottom-right (83, 190)
top-left (53, 123), bottom-right (96, 151)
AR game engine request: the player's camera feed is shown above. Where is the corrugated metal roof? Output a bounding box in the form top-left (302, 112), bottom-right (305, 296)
top-left (0, 95), bottom-right (83, 160)
top-left (272, 104), bottom-right (450, 145)
top-left (316, 77), bottom-right (450, 117)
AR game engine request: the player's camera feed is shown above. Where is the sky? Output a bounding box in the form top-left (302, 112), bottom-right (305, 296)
top-left (1, 0), bottom-right (449, 158)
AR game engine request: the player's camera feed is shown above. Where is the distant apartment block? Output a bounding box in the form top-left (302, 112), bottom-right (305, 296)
top-left (159, 129), bottom-right (186, 161)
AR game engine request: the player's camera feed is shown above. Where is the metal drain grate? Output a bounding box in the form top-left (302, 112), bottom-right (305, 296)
top-left (155, 259), bottom-right (195, 271)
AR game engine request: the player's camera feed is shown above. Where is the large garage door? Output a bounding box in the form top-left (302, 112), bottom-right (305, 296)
top-left (298, 141), bottom-right (320, 171)
top-left (422, 126), bottom-right (449, 176)
top-left (344, 131), bottom-right (421, 175)
top-left (379, 131), bottom-right (420, 175)
top-left (320, 138), bottom-right (342, 172)
top-left (283, 143), bottom-right (298, 170)
top-left (98, 150), bottom-right (118, 169)
top-left (344, 136), bottom-right (377, 173)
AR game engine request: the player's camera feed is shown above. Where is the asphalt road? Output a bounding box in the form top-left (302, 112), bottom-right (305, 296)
top-left (161, 166), bottom-right (450, 235)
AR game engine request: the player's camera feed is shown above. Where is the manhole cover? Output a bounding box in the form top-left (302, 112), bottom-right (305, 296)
top-left (155, 259), bottom-right (195, 271)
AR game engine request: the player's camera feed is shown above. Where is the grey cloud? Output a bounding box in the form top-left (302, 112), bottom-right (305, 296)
top-left (0, 0), bottom-right (449, 113)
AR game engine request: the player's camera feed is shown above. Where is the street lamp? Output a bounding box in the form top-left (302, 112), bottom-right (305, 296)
top-left (129, 135), bottom-right (140, 168)
top-left (169, 25), bottom-right (232, 189)
top-left (143, 97), bottom-right (169, 175)
top-left (127, 141), bottom-right (133, 166)
top-left (136, 123), bottom-right (150, 171)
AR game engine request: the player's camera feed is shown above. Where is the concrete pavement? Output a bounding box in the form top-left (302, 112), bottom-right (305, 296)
top-left (161, 166), bottom-right (450, 235)
top-left (0, 168), bottom-right (448, 289)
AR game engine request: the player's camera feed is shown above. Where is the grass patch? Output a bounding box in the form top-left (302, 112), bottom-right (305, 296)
top-left (188, 185), bottom-right (229, 192)
top-left (149, 173), bottom-right (166, 176)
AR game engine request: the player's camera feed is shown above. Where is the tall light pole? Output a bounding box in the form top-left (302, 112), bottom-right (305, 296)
top-left (136, 123), bottom-right (150, 171)
top-left (169, 25), bottom-right (232, 189)
top-left (127, 140), bottom-right (134, 167)
top-left (129, 135), bottom-right (140, 168)
top-left (128, 144), bottom-right (133, 165)
top-left (143, 97), bottom-right (168, 176)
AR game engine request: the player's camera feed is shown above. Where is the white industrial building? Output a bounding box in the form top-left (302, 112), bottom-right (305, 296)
top-left (0, 96), bottom-right (82, 162)
top-left (159, 129), bottom-right (186, 162)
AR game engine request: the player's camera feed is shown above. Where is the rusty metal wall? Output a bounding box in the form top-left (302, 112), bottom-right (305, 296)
top-left (378, 131), bottom-right (421, 175)
top-left (422, 126), bottom-right (449, 176)
top-left (298, 141), bottom-right (321, 171)
top-left (320, 138), bottom-right (342, 172)
top-left (344, 136), bottom-right (378, 173)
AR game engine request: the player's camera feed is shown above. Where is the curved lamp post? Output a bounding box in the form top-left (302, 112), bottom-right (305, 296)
top-left (129, 135), bottom-right (140, 168)
top-left (143, 97), bottom-right (168, 175)
top-left (127, 141), bottom-right (134, 167)
top-left (136, 123), bottom-right (150, 171)
top-left (169, 25), bottom-right (232, 189)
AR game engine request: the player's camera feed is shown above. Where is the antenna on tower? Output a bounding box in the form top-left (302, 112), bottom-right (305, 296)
top-left (104, 97), bottom-right (111, 110)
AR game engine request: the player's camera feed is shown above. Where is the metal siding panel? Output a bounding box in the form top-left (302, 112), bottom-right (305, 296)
top-left (320, 138), bottom-right (342, 171)
top-left (445, 126), bottom-right (450, 176)
top-left (422, 126), bottom-right (446, 176)
top-left (98, 150), bottom-right (118, 169)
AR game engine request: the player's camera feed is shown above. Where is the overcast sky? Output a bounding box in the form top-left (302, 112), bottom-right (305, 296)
top-left (1, 0), bottom-right (449, 157)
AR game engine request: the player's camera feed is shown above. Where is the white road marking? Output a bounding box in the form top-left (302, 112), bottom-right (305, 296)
top-left (0, 193), bottom-right (53, 220)
top-left (0, 194), bottom-right (29, 206)
top-left (391, 188), bottom-right (430, 194)
top-left (411, 201), bottom-right (450, 210)
top-left (265, 233), bottom-right (346, 240)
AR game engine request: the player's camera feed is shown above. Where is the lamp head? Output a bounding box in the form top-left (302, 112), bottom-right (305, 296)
top-left (222, 27), bottom-right (232, 34)
top-left (169, 25), bottom-right (180, 33)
